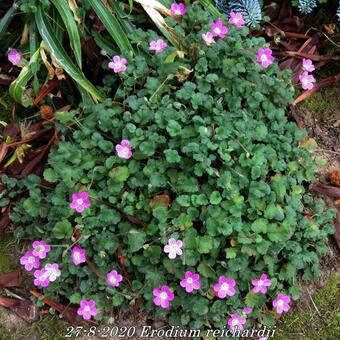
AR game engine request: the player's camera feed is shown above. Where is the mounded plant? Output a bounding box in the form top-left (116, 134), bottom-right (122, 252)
top-left (8, 2), bottom-right (335, 331)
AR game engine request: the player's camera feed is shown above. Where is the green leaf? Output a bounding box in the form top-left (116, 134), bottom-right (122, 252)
top-left (112, 294), bottom-right (124, 306)
top-left (69, 292), bottom-right (82, 304)
top-left (176, 195), bottom-right (191, 207)
top-left (23, 197), bottom-right (40, 217)
top-left (43, 168), bottom-right (58, 183)
top-left (144, 245), bottom-right (162, 264)
top-left (128, 229), bottom-right (146, 252)
top-left (164, 149), bottom-right (181, 163)
top-left (0, 1), bottom-right (20, 40)
top-left (55, 110), bottom-right (76, 123)
top-left (53, 0), bottom-right (82, 68)
top-left (198, 262), bottom-right (215, 278)
top-left (256, 240), bottom-right (270, 255)
top-left (225, 248), bottom-right (237, 259)
top-left (264, 204), bottom-right (285, 221)
top-left (166, 120), bottom-right (181, 137)
top-left (251, 218), bottom-right (268, 233)
top-left (53, 220), bottom-right (72, 239)
top-left (261, 313), bottom-right (276, 327)
top-left (193, 297), bottom-right (209, 316)
top-left (271, 175), bottom-right (287, 202)
top-left (35, 6), bottom-right (105, 102)
top-left (9, 47), bottom-right (41, 107)
top-left (196, 236), bottom-right (213, 254)
top-left (87, 0), bottom-right (133, 53)
top-left (209, 191), bottom-right (222, 205)
top-left (245, 291), bottom-right (266, 308)
top-left (109, 166), bottom-right (129, 182)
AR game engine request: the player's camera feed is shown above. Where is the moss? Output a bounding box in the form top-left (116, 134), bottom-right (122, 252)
top-left (0, 234), bottom-right (16, 273)
top-left (0, 89), bottom-right (13, 124)
top-left (276, 273), bottom-right (340, 340)
top-left (304, 86), bottom-right (340, 120)
top-left (0, 312), bottom-right (68, 340)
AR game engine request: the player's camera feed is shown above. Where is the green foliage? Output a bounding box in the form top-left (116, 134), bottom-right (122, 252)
top-left (9, 3), bottom-right (335, 330)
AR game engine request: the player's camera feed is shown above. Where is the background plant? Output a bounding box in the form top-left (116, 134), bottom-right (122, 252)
top-left (7, 3), bottom-right (336, 329)
top-left (0, 0), bottom-right (180, 107)
top-left (215, 0), bottom-right (340, 24)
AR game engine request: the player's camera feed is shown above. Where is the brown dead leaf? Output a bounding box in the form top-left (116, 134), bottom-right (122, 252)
top-left (40, 105), bottom-right (54, 120)
top-left (71, 228), bottom-right (82, 243)
top-left (33, 78), bottom-right (59, 106)
top-left (333, 214), bottom-right (340, 249)
top-left (310, 182), bottom-right (340, 198)
top-left (329, 170), bottom-right (340, 187)
top-left (150, 194), bottom-right (171, 208)
top-left (323, 24), bottom-right (336, 35)
top-left (0, 296), bottom-right (39, 323)
top-left (30, 289), bottom-right (81, 324)
top-left (0, 270), bottom-right (22, 288)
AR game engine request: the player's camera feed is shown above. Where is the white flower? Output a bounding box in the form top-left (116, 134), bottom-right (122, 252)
top-left (44, 263), bottom-right (61, 282)
top-left (164, 238), bottom-right (183, 259)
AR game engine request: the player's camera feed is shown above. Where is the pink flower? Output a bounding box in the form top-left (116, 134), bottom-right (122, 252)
top-left (33, 269), bottom-right (50, 287)
top-left (115, 139), bottom-right (132, 159)
top-left (299, 71), bottom-right (316, 90)
top-left (149, 39), bottom-right (168, 53)
top-left (257, 48), bottom-right (275, 68)
top-left (20, 251), bottom-right (40, 271)
top-left (213, 276), bottom-right (236, 298)
top-left (202, 32), bottom-right (216, 45)
top-left (259, 338), bottom-right (268, 340)
top-left (180, 271), bottom-right (201, 293)
top-left (7, 49), bottom-right (22, 65)
top-left (164, 238), bottom-right (183, 259)
top-left (229, 12), bottom-right (245, 28)
top-left (210, 19), bottom-right (228, 39)
top-left (43, 263), bottom-right (61, 282)
top-left (153, 285), bottom-right (175, 309)
top-left (106, 269), bottom-right (123, 287)
top-left (77, 299), bottom-right (97, 320)
top-left (70, 192), bottom-right (91, 213)
top-left (32, 240), bottom-right (51, 259)
top-left (227, 313), bottom-right (247, 331)
top-left (108, 55), bottom-right (127, 73)
top-left (252, 273), bottom-right (272, 294)
top-left (170, 2), bottom-right (186, 16)
top-left (242, 306), bottom-right (253, 315)
top-left (71, 246), bottom-right (86, 266)
top-left (302, 58), bottom-right (315, 72)
top-left (273, 293), bottom-right (291, 314)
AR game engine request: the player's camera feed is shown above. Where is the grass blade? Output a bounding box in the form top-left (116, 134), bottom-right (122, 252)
top-left (9, 47), bottom-right (41, 107)
top-left (53, 0), bottom-right (82, 68)
top-left (87, 0), bottom-right (134, 53)
top-left (0, 1), bottom-right (21, 40)
top-left (35, 6), bottom-right (105, 102)
top-left (92, 30), bottom-right (119, 56)
top-left (108, 0), bottom-right (135, 33)
top-left (199, 0), bottom-right (221, 18)
top-left (29, 21), bottom-right (39, 75)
